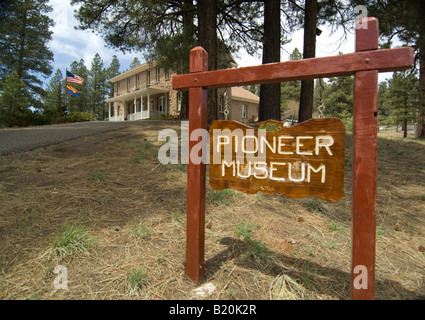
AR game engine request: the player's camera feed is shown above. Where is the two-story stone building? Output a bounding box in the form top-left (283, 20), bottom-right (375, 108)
top-left (105, 60), bottom-right (259, 124)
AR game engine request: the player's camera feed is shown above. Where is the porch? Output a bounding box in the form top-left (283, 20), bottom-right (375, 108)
top-left (105, 84), bottom-right (169, 121)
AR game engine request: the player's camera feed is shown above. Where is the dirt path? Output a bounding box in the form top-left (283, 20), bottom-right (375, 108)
top-left (0, 120), bottom-right (424, 300)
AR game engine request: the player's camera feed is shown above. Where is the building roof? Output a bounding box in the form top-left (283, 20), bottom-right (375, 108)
top-left (105, 84), bottom-right (169, 103)
top-left (108, 60), bottom-right (157, 83)
top-left (231, 87), bottom-right (260, 104)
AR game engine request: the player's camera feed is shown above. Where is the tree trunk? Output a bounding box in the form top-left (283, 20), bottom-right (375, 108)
top-left (403, 113), bottom-right (408, 138)
top-left (179, 91), bottom-right (189, 120)
top-left (179, 0), bottom-right (196, 120)
top-left (416, 46), bottom-right (425, 138)
top-left (17, 9), bottom-right (27, 80)
top-left (197, 0), bottom-right (217, 127)
top-left (298, 0), bottom-right (318, 123)
top-left (259, 0), bottom-right (281, 122)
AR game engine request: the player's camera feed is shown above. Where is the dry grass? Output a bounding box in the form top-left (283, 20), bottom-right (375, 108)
top-left (0, 120), bottom-right (424, 300)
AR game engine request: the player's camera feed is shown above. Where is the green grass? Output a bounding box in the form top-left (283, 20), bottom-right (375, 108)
top-left (132, 140), bottom-right (155, 164)
top-left (88, 169), bottom-right (106, 182)
top-left (93, 152), bottom-right (104, 161)
top-left (52, 223), bottom-right (97, 260)
top-left (234, 220), bottom-right (270, 262)
top-left (161, 163), bottom-right (187, 173)
top-left (380, 134), bottom-right (425, 145)
top-left (130, 221), bottom-right (150, 239)
top-left (245, 239), bottom-right (271, 262)
top-left (127, 266), bottom-right (148, 291)
top-left (328, 221), bottom-right (345, 234)
top-left (207, 189), bottom-right (237, 206)
top-left (390, 150), bottom-right (405, 161)
top-left (163, 173), bottom-right (176, 181)
top-left (132, 154), bottom-right (143, 164)
top-left (172, 210), bottom-right (184, 223)
top-left (234, 220), bottom-right (257, 241)
top-left (300, 261), bottom-right (317, 290)
top-left (303, 199), bottom-right (333, 216)
top-left (376, 226), bottom-right (385, 239)
top-left (20, 213), bottom-right (34, 228)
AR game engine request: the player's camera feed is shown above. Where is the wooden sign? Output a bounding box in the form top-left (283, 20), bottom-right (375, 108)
top-left (209, 118), bottom-right (345, 202)
top-left (172, 17), bottom-right (415, 300)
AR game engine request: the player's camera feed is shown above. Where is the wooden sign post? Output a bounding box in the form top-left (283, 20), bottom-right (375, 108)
top-left (172, 18), bottom-right (414, 299)
top-left (351, 20), bottom-right (379, 300)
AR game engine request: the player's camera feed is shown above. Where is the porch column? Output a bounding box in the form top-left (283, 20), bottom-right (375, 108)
top-left (141, 93), bottom-right (144, 119)
top-left (108, 102), bottom-right (111, 120)
top-left (147, 91), bottom-right (151, 119)
top-left (134, 95), bottom-right (137, 120)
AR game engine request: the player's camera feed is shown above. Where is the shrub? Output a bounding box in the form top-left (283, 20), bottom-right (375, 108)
top-left (65, 111), bottom-right (95, 123)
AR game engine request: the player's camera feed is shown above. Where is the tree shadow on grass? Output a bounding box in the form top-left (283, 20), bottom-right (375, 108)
top-left (203, 237), bottom-right (425, 300)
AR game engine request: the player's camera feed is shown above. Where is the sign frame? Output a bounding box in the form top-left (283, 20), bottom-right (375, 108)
top-left (172, 17), bottom-right (414, 300)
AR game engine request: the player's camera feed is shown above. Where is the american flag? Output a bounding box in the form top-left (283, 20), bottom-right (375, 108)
top-left (66, 70), bottom-right (84, 85)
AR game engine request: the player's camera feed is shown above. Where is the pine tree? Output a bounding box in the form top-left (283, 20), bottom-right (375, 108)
top-left (386, 72), bottom-right (419, 138)
top-left (356, 0), bottom-right (425, 138)
top-left (0, 72), bottom-right (32, 127)
top-left (0, 0), bottom-right (54, 107)
top-left (129, 57), bottom-right (141, 69)
top-left (377, 81), bottom-right (390, 126)
top-left (105, 55), bottom-right (121, 99)
top-left (89, 53), bottom-right (107, 120)
top-left (43, 69), bottom-right (64, 120)
top-left (322, 75), bottom-right (354, 130)
top-left (281, 48), bottom-right (302, 117)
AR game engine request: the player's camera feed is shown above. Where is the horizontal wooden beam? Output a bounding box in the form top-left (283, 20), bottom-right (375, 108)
top-left (172, 47), bottom-right (414, 90)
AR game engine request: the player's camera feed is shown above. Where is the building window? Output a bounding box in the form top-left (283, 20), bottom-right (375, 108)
top-left (158, 96), bottom-right (166, 112)
top-left (165, 67), bottom-right (170, 80)
top-left (147, 70), bottom-right (151, 85)
top-left (241, 105), bottom-right (247, 118)
top-left (218, 95), bottom-right (224, 113)
top-left (116, 82), bottom-right (120, 96)
top-left (136, 74), bottom-right (140, 88)
top-left (127, 77), bottom-right (131, 92)
top-left (156, 66), bottom-right (160, 82)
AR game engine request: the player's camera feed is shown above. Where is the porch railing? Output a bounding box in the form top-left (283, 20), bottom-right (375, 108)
top-left (109, 115), bottom-right (124, 121)
top-left (112, 110), bottom-right (167, 121)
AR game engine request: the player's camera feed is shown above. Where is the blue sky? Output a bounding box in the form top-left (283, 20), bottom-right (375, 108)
top-left (45, 1), bottom-right (391, 86)
top-left (46, 0), bottom-right (139, 79)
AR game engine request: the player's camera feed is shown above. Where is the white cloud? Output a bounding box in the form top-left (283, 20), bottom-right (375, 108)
top-left (47, 0), bottom-right (140, 76)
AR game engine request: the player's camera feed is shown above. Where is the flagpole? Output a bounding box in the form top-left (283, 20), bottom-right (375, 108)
top-left (64, 68), bottom-right (67, 107)
top-left (58, 79), bottom-right (62, 112)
